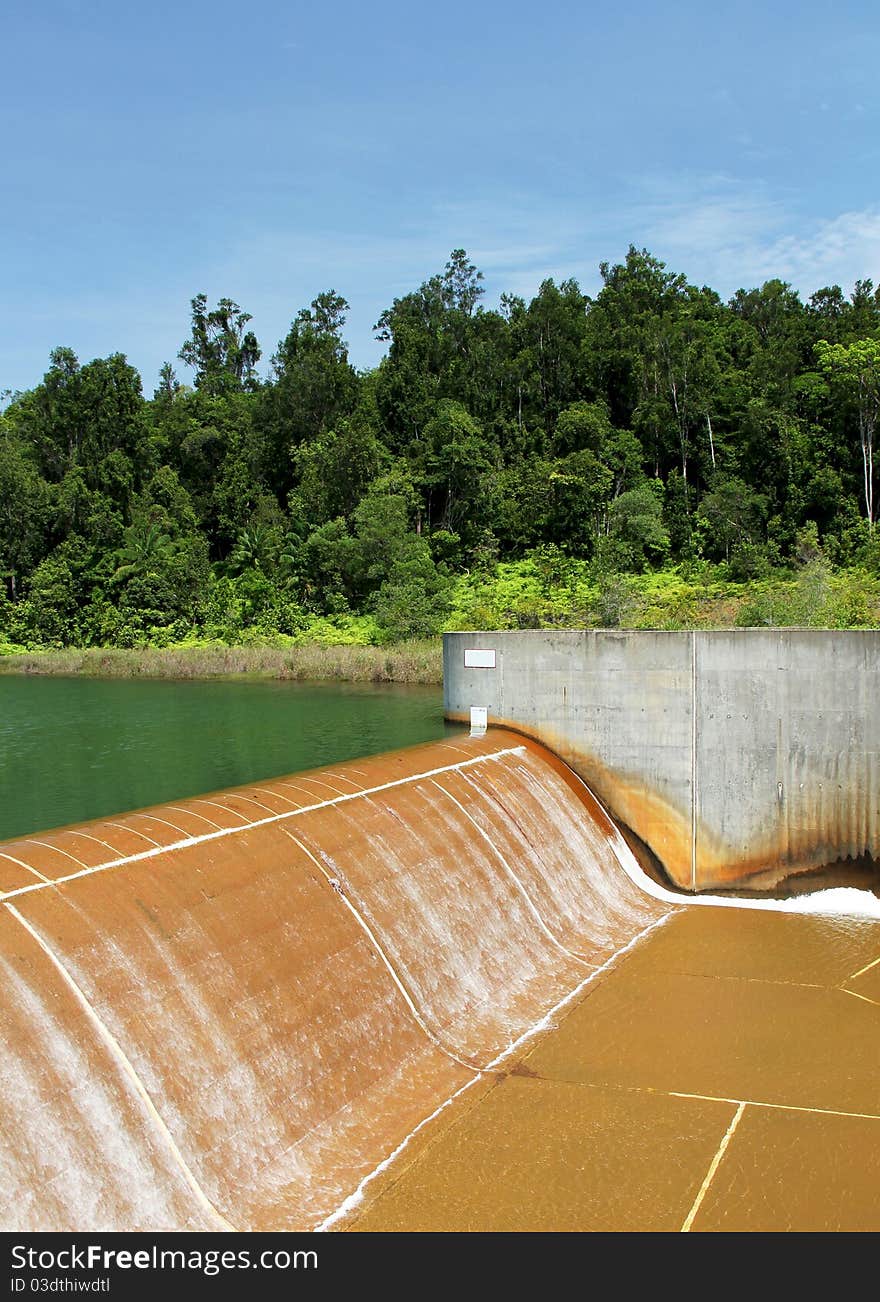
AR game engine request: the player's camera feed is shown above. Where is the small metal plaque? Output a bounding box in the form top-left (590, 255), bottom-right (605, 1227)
top-left (464, 648), bottom-right (496, 669)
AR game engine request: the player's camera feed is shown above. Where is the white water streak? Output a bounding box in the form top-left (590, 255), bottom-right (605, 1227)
top-left (0, 748), bottom-right (526, 904)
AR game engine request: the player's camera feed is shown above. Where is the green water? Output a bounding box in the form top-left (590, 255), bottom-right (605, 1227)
top-left (0, 676), bottom-right (462, 842)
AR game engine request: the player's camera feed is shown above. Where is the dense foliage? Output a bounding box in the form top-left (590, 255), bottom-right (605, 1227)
top-left (2, 247), bottom-right (879, 648)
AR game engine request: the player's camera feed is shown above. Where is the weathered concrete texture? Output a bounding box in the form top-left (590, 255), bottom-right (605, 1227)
top-left (443, 629), bottom-right (880, 891)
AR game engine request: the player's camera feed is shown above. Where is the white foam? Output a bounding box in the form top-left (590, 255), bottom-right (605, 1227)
top-left (773, 887), bottom-right (880, 919)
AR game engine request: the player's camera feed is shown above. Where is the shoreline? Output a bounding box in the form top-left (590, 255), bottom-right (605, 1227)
top-left (0, 640), bottom-right (444, 685)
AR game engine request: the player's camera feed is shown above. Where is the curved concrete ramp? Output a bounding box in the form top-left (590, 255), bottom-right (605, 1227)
top-left (0, 729), bottom-right (671, 1232)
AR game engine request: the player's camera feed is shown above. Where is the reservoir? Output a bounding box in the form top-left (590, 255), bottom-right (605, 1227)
top-left (0, 675), bottom-right (459, 842)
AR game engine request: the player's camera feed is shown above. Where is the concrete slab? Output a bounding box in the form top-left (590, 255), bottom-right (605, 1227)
top-left (690, 1105), bottom-right (880, 1233)
top-left (524, 965), bottom-right (880, 1116)
top-left (348, 904), bottom-right (880, 1233)
top-left (350, 1077), bottom-right (736, 1233)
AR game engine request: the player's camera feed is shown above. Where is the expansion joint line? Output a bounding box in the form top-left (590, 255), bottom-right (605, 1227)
top-left (836, 954), bottom-right (880, 1006)
top-left (847, 953), bottom-right (880, 983)
top-left (840, 986), bottom-right (880, 1008)
top-left (680, 1101), bottom-right (746, 1232)
top-left (3, 902), bottom-right (236, 1233)
top-left (278, 828), bottom-right (490, 1076)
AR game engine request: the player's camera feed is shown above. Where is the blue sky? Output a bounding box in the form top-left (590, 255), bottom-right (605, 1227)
top-left (2, 0), bottom-right (878, 396)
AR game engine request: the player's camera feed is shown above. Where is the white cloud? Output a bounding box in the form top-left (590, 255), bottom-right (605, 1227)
top-left (764, 208), bottom-right (880, 289)
top-left (634, 175), bottom-right (880, 297)
top-left (170, 182), bottom-right (880, 377)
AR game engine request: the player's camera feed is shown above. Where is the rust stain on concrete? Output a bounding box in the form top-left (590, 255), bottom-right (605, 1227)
top-left (448, 710), bottom-right (879, 896)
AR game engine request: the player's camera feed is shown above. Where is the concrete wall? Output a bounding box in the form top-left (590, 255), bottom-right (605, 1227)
top-left (443, 630), bottom-right (880, 891)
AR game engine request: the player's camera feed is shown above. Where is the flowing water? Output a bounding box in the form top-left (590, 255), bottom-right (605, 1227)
top-left (0, 729), bottom-right (673, 1230)
top-left (0, 676), bottom-right (460, 841)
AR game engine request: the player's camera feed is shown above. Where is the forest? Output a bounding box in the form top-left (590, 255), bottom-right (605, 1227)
top-left (1, 245), bottom-right (879, 652)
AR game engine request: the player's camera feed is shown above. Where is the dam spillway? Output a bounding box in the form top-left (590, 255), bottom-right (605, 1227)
top-left (0, 729), bottom-right (667, 1232)
top-left (1, 726), bottom-right (879, 1233)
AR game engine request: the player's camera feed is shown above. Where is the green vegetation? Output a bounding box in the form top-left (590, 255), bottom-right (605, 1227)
top-left (2, 247), bottom-right (879, 671)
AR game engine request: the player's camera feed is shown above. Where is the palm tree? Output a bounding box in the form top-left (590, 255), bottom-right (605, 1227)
top-left (227, 523), bottom-right (276, 575)
top-left (113, 518), bottom-right (173, 581)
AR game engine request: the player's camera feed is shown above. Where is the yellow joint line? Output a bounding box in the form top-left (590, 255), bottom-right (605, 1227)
top-left (847, 953), bottom-right (880, 982)
top-left (669, 1090), bottom-right (880, 1122)
top-left (840, 986), bottom-right (880, 1008)
top-left (680, 1102), bottom-right (745, 1233)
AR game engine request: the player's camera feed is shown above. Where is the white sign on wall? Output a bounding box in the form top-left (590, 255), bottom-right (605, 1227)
top-left (464, 648), bottom-right (496, 669)
top-left (470, 706), bottom-right (488, 735)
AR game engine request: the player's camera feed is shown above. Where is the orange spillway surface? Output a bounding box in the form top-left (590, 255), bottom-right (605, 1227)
top-left (1, 728), bottom-right (878, 1233)
top-left (0, 730), bottom-right (670, 1231)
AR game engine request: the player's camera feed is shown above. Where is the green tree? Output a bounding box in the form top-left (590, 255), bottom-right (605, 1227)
top-left (729, 279), bottom-right (811, 405)
top-left (696, 477), bottom-right (769, 562)
top-left (603, 482), bottom-right (669, 570)
top-left (289, 420), bottom-right (384, 526)
top-left (552, 400), bottom-right (643, 500)
top-left (298, 519), bottom-right (354, 611)
top-left (520, 278), bottom-right (589, 435)
top-left (226, 523), bottom-right (284, 576)
top-left (256, 291), bottom-right (360, 499)
top-left (0, 431), bottom-right (51, 599)
top-left (178, 295), bottom-right (262, 394)
top-left (114, 518), bottom-right (174, 576)
top-left (372, 545), bottom-right (452, 641)
top-left (374, 251), bottom-right (491, 449)
top-left (23, 538), bottom-right (93, 645)
top-left (12, 350), bottom-right (151, 510)
top-left (415, 400), bottom-right (497, 544)
top-left (815, 338), bottom-right (880, 529)
top-left (586, 246), bottom-right (690, 430)
top-left (545, 452), bottom-right (613, 555)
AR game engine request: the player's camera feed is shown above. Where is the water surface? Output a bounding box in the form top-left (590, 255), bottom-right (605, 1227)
top-left (0, 676), bottom-right (461, 841)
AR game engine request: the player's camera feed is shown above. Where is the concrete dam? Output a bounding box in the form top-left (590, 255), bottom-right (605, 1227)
top-left (1, 632), bottom-right (879, 1232)
top-left (445, 629), bottom-right (880, 893)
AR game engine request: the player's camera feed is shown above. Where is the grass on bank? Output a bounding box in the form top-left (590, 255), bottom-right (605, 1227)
top-left (0, 640), bottom-right (444, 684)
